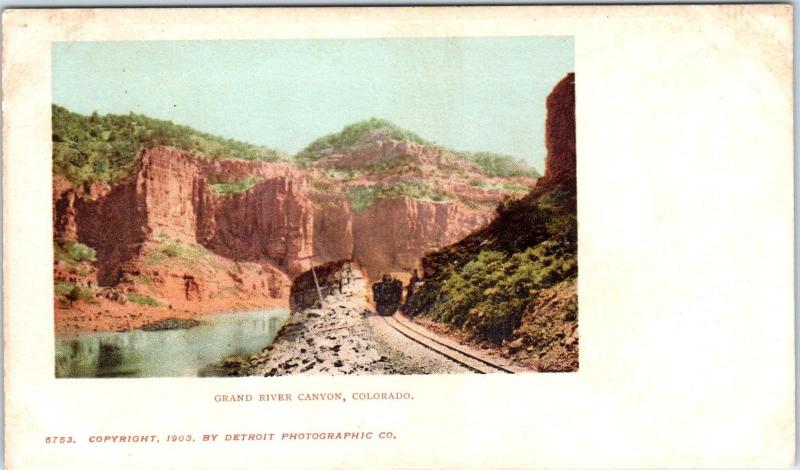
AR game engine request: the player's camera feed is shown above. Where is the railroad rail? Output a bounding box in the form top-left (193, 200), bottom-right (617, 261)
top-left (379, 314), bottom-right (515, 374)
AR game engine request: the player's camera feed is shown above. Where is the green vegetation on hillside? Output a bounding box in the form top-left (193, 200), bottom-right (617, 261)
top-left (345, 187), bottom-right (379, 213)
top-left (469, 178), bottom-right (531, 194)
top-left (143, 235), bottom-right (222, 271)
top-left (208, 176), bottom-right (261, 195)
top-left (410, 190), bottom-right (577, 344)
top-left (52, 105), bottom-right (286, 186)
top-left (346, 180), bottom-right (451, 213)
top-left (295, 118), bottom-right (431, 164)
top-left (315, 155), bottom-right (422, 185)
top-left (54, 241), bottom-right (96, 264)
top-left (126, 293), bottom-right (161, 307)
top-left (416, 244), bottom-right (575, 343)
top-left (55, 281), bottom-right (96, 305)
top-left (458, 152), bottom-right (539, 178)
top-left (366, 154), bottom-right (422, 175)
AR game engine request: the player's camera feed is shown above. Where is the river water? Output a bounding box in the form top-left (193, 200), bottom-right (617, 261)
top-left (55, 309), bottom-right (289, 378)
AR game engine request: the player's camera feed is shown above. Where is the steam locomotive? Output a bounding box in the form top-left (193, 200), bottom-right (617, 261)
top-left (371, 274), bottom-right (403, 316)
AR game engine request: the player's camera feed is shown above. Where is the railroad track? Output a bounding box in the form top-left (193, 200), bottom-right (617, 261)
top-left (378, 314), bottom-right (515, 374)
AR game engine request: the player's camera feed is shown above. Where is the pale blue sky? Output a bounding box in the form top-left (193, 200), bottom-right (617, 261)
top-left (52, 37), bottom-right (573, 171)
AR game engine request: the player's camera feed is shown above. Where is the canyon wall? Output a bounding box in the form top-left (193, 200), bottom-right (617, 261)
top-left (199, 177), bottom-right (316, 275)
top-left (352, 197), bottom-right (492, 279)
top-left (54, 146), bottom-right (497, 288)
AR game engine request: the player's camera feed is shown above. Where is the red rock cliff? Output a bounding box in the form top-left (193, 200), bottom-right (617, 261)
top-left (352, 197), bottom-right (493, 279)
top-left (199, 177), bottom-right (316, 275)
top-left (534, 72), bottom-right (576, 195)
top-left (54, 145), bottom-right (500, 286)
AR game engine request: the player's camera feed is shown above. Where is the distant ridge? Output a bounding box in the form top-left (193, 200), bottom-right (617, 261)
top-left (52, 106), bottom-right (538, 186)
top-left (294, 117), bottom-right (539, 178)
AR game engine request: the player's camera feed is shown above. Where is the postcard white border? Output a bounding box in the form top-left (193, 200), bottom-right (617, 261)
top-left (3, 6), bottom-right (794, 469)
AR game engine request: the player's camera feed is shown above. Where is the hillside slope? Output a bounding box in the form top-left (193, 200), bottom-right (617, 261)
top-left (407, 73), bottom-right (577, 372)
top-left (300, 122), bottom-right (537, 211)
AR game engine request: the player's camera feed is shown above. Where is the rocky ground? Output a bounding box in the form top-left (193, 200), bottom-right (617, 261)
top-left (238, 293), bottom-right (467, 376)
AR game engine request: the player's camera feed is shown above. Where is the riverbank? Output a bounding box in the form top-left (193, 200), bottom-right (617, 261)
top-left (54, 296), bottom-right (288, 335)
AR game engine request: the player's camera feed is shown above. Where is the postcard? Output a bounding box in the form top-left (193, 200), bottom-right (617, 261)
top-left (3, 6), bottom-right (794, 469)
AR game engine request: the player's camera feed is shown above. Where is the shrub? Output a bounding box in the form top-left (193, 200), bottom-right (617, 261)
top-left (161, 241), bottom-right (181, 258)
top-left (133, 274), bottom-right (153, 287)
top-left (55, 280), bottom-right (76, 296)
top-left (345, 180), bottom-right (453, 212)
top-left (67, 242), bottom-right (96, 262)
top-left (501, 182), bottom-right (532, 194)
top-left (458, 151), bottom-right (540, 178)
top-left (55, 241), bottom-right (96, 264)
top-left (378, 180), bottom-right (440, 201)
top-left (209, 176), bottom-right (260, 195)
top-left (143, 238), bottom-right (215, 268)
top-left (365, 154), bottom-right (418, 174)
top-left (126, 293), bottom-right (161, 307)
top-left (346, 186), bottom-right (378, 213)
top-left (55, 281), bottom-right (95, 303)
top-left (312, 181), bottom-right (335, 193)
top-left (323, 168), bottom-right (360, 181)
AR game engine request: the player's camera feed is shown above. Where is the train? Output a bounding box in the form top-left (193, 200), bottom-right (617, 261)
top-left (371, 275), bottom-right (403, 316)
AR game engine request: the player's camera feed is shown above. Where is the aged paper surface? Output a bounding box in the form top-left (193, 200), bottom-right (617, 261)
top-left (3, 5), bottom-right (794, 469)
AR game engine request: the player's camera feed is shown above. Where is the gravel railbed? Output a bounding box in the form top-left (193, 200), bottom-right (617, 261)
top-left (243, 294), bottom-right (469, 376)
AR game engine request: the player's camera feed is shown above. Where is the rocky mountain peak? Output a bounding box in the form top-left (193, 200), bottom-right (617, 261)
top-left (537, 72), bottom-right (576, 194)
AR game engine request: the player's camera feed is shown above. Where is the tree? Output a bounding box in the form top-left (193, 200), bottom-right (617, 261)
top-left (66, 285), bottom-right (81, 307)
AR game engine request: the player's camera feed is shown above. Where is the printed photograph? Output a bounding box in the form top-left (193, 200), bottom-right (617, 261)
top-left (52, 37), bottom-right (577, 377)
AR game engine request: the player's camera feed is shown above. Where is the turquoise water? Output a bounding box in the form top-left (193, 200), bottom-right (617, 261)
top-left (55, 309), bottom-right (289, 378)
